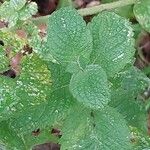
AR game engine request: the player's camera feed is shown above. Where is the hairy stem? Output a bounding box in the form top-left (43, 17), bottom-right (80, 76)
top-left (32, 0), bottom-right (137, 25)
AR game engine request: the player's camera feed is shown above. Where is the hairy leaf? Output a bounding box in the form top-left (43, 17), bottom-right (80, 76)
top-left (60, 105), bottom-right (132, 150)
top-left (132, 128), bottom-right (150, 150)
top-left (0, 54), bottom-right (51, 122)
top-left (19, 2), bottom-right (38, 21)
top-left (0, 30), bottom-right (26, 53)
top-left (134, 0), bottom-right (150, 32)
top-left (89, 11), bottom-right (135, 77)
top-left (0, 47), bottom-right (9, 72)
top-left (69, 65), bottom-right (110, 109)
top-left (47, 7), bottom-right (92, 69)
top-left (0, 121), bottom-right (57, 150)
top-left (0, 121), bottom-right (25, 150)
top-left (0, 0), bottom-right (37, 27)
top-left (8, 63), bottom-right (74, 134)
top-left (9, 0), bottom-right (26, 11)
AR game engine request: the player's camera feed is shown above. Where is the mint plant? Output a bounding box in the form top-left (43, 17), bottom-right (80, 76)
top-left (1, 0), bottom-right (150, 150)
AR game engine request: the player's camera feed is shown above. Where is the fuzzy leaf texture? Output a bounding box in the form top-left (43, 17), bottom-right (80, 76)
top-left (69, 65), bottom-right (110, 109)
top-left (20, 22), bottom-right (57, 63)
top-left (0, 0), bottom-right (37, 27)
top-left (131, 128), bottom-right (150, 150)
top-left (0, 121), bottom-right (57, 150)
top-left (60, 105), bottom-right (132, 150)
top-left (0, 46), bottom-right (9, 72)
top-left (0, 121), bottom-right (25, 150)
top-left (19, 2), bottom-right (37, 21)
top-left (0, 54), bottom-right (52, 122)
top-left (8, 63), bottom-right (74, 134)
top-left (89, 11), bottom-right (135, 77)
top-left (47, 7), bottom-right (92, 69)
top-left (0, 30), bottom-right (26, 53)
top-left (134, 0), bottom-right (150, 33)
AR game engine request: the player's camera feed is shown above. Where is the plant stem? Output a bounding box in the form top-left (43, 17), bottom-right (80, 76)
top-left (32, 0), bottom-right (137, 25)
top-left (78, 0), bottom-right (137, 16)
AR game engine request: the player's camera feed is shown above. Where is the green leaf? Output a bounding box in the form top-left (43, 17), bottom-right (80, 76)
top-left (8, 63), bottom-right (74, 134)
top-left (66, 55), bottom-right (89, 74)
top-left (47, 62), bottom-right (72, 90)
top-left (89, 11), bottom-right (135, 77)
top-left (0, 121), bottom-right (57, 150)
top-left (0, 121), bottom-right (25, 150)
top-left (134, 0), bottom-right (150, 33)
top-left (14, 21), bottom-right (54, 62)
top-left (0, 76), bottom-right (18, 121)
top-left (9, 87), bottom-right (74, 134)
top-left (130, 127), bottom-right (150, 150)
top-left (0, 30), bottom-right (26, 53)
top-left (60, 105), bottom-right (132, 150)
top-left (109, 67), bottom-right (150, 132)
top-left (19, 2), bottom-right (38, 21)
top-left (9, 0), bottom-right (26, 11)
top-left (110, 89), bottom-right (147, 132)
top-left (0, 0), bottom-right (25, 27)
top-left (0, 0), bottom-right (37, 27)
top-left (0, 144), bottom-right (6, 150)
top-left (0, 47), bottom-right (9, 72)
top-left (69, 65), bottom-right (110, 109)
top-left (23, 127), bottom-right (58, 149)
top-left (8, 102), bottom-right (48, 134)
top-left (0, 54), bottom-right (52, 122)
top-left (111, 66), bottom-right (150, 95)
top-left (47, 7), bottom-right (92, 68)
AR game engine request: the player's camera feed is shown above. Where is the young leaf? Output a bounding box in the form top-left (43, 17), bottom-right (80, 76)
top-left (19, 2), bottom-right (38, 21)
top-left (60, 105), bottom-right (132, 150)
top-left (134, 0), bottom-right (150, 32)
top-left (47, 7), bottom-right (92, 67)
top-left (0, 0), bottom-right (26, 16)
top-left (0, 0), bottom-right (26, 27)
top-left (89, 11), bottom-right (135, 77)
top-left (0, 0), bottom-right (37, 27)
top-left (69, 65), bottom-right (110, 109)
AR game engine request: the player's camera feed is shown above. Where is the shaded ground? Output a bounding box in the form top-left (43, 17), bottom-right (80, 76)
top-left (33, 143), bottom-right (60, 150)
